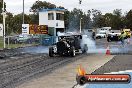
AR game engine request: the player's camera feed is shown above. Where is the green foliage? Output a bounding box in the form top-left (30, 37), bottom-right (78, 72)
top-left (64, 10), bottom-right (70, 29)
top-left (125, 10), bottom-right (132, 30)
top-left (91, 9), bottom-right (102, 27)
top-left (0, 0), bottom-right (6, 23)
top-left (11, 14), bottom-right (31, 34)
top-left (30, 1), bottom-right (64, 13)
top-left (5, 12), bottom-right (14, 35)
top-left (29, 14), bottom-right (39, 24)
top-left (91, 9), bottom-right (125, 30)
top-left (0, 0), bottom-right (6, 13)
top-left (30, 1), bottom-right (56, 12)
top-left (68, 8), bottom-right (91, 31)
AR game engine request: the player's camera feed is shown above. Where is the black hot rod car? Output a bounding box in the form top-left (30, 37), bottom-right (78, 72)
top-left (49, 33), bottom-right (88, 57)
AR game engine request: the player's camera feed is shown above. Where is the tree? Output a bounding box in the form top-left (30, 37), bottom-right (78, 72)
top-left (64, 10), bottom-right (70, 30)
top-left (104, 13), bottom-right (113, 27)
top-left (95, 15), bottom-right (105, 27)
top-left (0, 0), bottom-right (6, 23)
top-left (30, 1), bottom-right (64, 13)
top-left (81, 12), bottom-right (91, 29)
top-left (12, 14), bottom-right (31, 34)
top-left (30, 1), bottom-right (56, 12)
top-left (68, 8), bottom-right (83, 31)
top-left (0, 0), bottom-right (6, 13)
top-left (112, 9), bottom-right (122, 30)
top-left (90, 9), bottom-right (123, 30)
top-left (67, 8), bottom-right (92, 31)
top-left (125, 10), bottom-right (132, 30)
top-left (113, 9), bottom-right (122, 17)
top-left (91, 9), bottom-right (102, 27)
top-left (29, 14), bottom-right (39, 24)
top-left (5, 12), bottom-right (14, 35)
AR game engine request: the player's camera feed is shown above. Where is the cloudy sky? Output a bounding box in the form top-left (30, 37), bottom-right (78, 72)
top-left (4, 0), bottom-right (132, 15)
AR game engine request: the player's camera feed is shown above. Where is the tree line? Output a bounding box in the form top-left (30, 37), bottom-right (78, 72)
top-left (0, 1), bottom-right (132, 35)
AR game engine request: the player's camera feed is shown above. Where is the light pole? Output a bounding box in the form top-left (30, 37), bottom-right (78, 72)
top-left (23, 0), bottom-right (24, 24)
top-left (79, 0), bottom-right (82, 33)
top-left (80, 18), bottom-right (82, 33)
top-left (3, 0), bottom-right (6, 48)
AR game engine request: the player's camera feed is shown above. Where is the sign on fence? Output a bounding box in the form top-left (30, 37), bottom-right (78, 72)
top-left (22, 24), bottom-right (29, 34)
top-left (29, 24), bottom-right (48, 34)
top-left (0, 24), bottom-right (3, 36)
top-left (22, 24), bottom-right (48, 34)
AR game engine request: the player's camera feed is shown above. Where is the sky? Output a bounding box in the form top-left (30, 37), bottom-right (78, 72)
top-left (4, 0), bottom-right (132, 15)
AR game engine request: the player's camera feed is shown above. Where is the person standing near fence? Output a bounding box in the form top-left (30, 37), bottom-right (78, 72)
top-left (92, 30), bottom-right (95, 40)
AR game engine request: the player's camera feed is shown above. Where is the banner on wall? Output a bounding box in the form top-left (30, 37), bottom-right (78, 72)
top-left (29, 24), bottom-right (48, 34)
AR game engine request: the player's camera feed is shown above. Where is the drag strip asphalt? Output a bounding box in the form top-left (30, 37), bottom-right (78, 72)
top-left (92, 55), bottom-right (132, 74)
top-left (76, 55), bottom-right (132, 88)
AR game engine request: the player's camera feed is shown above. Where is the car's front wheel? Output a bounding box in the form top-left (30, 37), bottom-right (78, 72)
top-left (49, 47), bottom-right (54, 57)
top-left (70, 47), bottom-right (75, 57)
top-left (107, 37), bottom-right (110, 42)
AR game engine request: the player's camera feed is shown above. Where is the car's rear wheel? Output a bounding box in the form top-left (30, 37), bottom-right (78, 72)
top-left (82, 44), bottom-right (88, 53)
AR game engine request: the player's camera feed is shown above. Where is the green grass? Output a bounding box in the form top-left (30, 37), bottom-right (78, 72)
top-left (0, 37), bottom-right (4, 49)
top-left (6, 43), bottom-right (39, 49)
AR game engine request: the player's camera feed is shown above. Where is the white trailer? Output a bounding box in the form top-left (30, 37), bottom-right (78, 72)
top-left (97, 27), bottom-right (111, 34)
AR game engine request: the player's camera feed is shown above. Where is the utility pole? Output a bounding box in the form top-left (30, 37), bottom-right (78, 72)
top-left (80, 18), bottom-right (82, 33)
top-left (3, 0), bottom-right (6, 48)
top-left (79, 0), bottom-right (82, 33)
top-left (23, 0), bottom-right (24, 24)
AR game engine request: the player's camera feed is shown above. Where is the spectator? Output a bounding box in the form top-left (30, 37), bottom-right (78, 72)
top-left (92, 30), bottom-right (95, 40)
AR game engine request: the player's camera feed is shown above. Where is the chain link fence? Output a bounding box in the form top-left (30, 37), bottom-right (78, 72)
top-left (4, 35), bottom-right (40, 49)
top-left (2, 34), bottom-right (57, 49)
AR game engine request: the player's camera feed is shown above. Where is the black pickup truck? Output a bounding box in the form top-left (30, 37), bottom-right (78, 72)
top-left (107, 32), bottom-right (121, 42)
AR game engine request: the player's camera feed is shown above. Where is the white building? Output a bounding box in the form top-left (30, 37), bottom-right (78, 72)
top-left (39, 8), bottom-right (65, 36)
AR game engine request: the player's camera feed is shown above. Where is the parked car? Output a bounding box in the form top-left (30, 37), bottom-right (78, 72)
top-left (96, 32), bottom-right (107, 39)
top-left (97, 27), bottom-right (111, 35)
top-left (17, 34), bottom-right (32, 44)
top-left (5, 36), bottom-right (19, 44)
top-left (107, 32), bottom-right (121, 42)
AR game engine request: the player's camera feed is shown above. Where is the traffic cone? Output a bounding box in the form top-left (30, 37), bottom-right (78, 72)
top-left (106, 45), bottom-right (111, 55)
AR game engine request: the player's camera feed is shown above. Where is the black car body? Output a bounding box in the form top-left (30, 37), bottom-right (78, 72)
top-left (49, 33), bottom-right (88, 57)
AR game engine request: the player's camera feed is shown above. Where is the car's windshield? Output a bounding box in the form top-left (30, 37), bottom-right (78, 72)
top-left (99, 32), bottom-right (106, 34)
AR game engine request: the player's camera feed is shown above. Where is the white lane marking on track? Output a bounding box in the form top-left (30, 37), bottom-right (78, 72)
top-left (76, 84), bottom-right (88, 88)
top-left (105, 70), bottom-right (132, 74)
